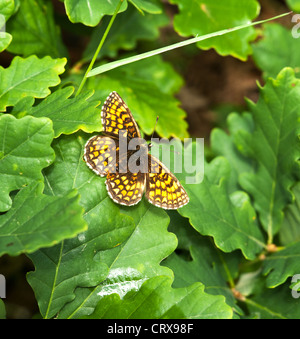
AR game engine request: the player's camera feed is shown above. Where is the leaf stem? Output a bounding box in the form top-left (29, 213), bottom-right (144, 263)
top-left (44, 240), bottom-right (64, 319)
top-left (75, 0), bottom-right (124, 97)
top-left (243, 297), bottom-right (287, 319)
top-left (218, 250), bottom-right (235, 289)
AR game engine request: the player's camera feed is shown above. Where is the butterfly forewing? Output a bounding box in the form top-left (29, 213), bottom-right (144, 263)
top-left (102, 91), bottom-right (140, 139)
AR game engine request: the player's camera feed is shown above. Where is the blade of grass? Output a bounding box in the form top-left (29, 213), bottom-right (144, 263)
top-left (75, 0), bottom-right (124, 97)
top-left (87, 11), bottom-right (292, 77)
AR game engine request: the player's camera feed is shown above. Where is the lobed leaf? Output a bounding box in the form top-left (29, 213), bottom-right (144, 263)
top-left (82, 276), bottom-right (233, 319)
top-left (0, 0), bottom-right (15, 21)
top-left (279, 183), bottom-right (300, 245)
top-left (238, 68), bottom-right (300, 241)
top-left (0, 32), bottom-right (12, 53)
top-left (163, 222), bottom-right (242, 314)
top-left (247, 282), bottom-right (300, 319)
top-left (58, 196), bottom-right (177, 319)
top-left (20, 86), bottom-right (102, 138)
top-left (150, 138), bottom-right (265, 259)
top-left (0, 1), bottom-right (14, 52)
top-left (262, 242), bottom-right (300, 288)
top-left (286, 0), bottom-right (300, 12)
top-left (6, 0), bottom-right (67, 58)
top-left (252, 23), bottom-right (300, 79)
top-left (28, 134), bottom-right (177, 318)
top-left (64, 0), bottom-right (162, 26)
top-left (0, 182), bottom-right (87, 256)
top-left (64, 0), bottom-right (128, 26)
top-left (211, 112), bottom-right (255, 192)
top-left (0, 114), bottom-right (55, 212)
top-left (83, 3), bottom-right (168, 60)
top-left (169, 0), bottom-right (260, 61)
top-left (0, 55), bottom-right (66, 111)
top-left (129, 0), bottom-right (162, 14)
top-left (179, 155), bottom-right (265, 260)
top-left (28, 134), bottom-right (135, 318)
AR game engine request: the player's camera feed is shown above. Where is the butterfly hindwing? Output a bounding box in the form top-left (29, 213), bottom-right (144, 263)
top-left (146, 154), bottom-right (189, 210)
top-left (106, 171), bottom-right (146, 206)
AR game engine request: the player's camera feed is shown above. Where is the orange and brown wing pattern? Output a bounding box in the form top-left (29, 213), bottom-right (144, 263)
top-left (84, 92), bottom-right (190, 210)
top-left (84, 135), bottom-right (118, 177)
top-left (106, 171), bottom-right (146, 206)
top-left (102, 91), bottom-right (141, 139)
top-left (146, 155), bottom-right (189, 210)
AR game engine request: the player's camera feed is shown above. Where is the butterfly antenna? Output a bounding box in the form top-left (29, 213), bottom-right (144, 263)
top-left (149, 116), bottom-right (159, 148)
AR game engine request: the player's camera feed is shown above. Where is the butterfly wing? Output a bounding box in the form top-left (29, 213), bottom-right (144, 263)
top-left (102, 91), bottom-right (141, 140)
top-left (85, 92), bottom-right (189, 210)
top-left (146, 154), bottom-right (189, 210)
top-left (84, 135), bottom-right (119, 177)
top-left (106, 171), bottom-right (146, 206)
top-left (84, 91), bottom-right (140, 177)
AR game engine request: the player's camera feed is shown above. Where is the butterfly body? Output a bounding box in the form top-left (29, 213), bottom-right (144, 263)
top-left (84, 92), bottom-right (189, 210)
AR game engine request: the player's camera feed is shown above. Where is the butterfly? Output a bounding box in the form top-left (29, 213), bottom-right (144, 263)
top-left (83, 91), bottom-right (189, 210)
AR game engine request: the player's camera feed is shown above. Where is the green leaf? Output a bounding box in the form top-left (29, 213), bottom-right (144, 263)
top-left (262, 242), bottom-right (300, 288)
top-left (129, 0), bottom-right (162, 14)
top-left (27, 208), bottom-right (135, 319)
top-left (0, 0), bottom-right (14, 53)
top-left (211, 112), bottom-right (255, 192)
top-left (169, 0), bottom-right (260, 61)
top-left (286, 0), bottom-right (300, 12)
top-left (163, 225), bottom-right (242, 314)
top-left (0, 0), bottom-right (15, 21)
top-left (246, 282), bottom-right (300, 319)
top-left (0, 182), bottom-right (87, 256)
top-left (238, 68), bottom-right (300, 242)
top-left (85, 56), bottom-right (187, 139)
top-left (58, 198), bottom-right (177, 319)
top-left (252, 23), bottom-right (300, 79)
top-left (0, 55), bottom-right (66, 111)
top-left (179, 155), bottom-right (265, 260)
top-left (28, 134), bottom-right (135, 318)
top-left (279, 183), bottom-right (300, 245)
top-left (82, 275), bottom-right (233, 319)
top-left (0, 32), bottom-right (12, 53)
top-left (83, 3), bottom-right (169, 60)
top-left (0, 114), bottom-right (55, 212)
top-left (64, 0), bottom-right (162, 26)
top-left (64, 0), bottom-right (128, 26)
top-left (28, 133), bottom-right (177, 318)
top-left (6, 0), bottom-right (67, 58)
top-left (20, 86), bottom-right (102, 138)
